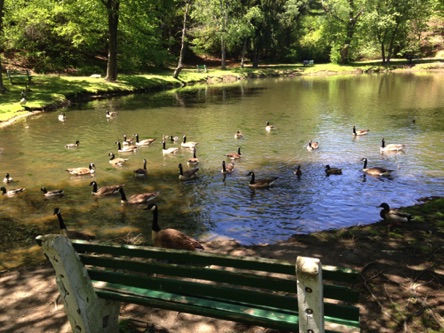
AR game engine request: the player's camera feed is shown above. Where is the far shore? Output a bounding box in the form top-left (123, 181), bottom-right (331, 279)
top-left (1, 60), bottom-right (443, 128)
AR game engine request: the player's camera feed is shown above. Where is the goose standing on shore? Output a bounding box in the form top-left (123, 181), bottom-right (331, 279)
top-left (378, 202), bottom-right (413, 228)
top-left (145, 203), bottom-right (204, 251)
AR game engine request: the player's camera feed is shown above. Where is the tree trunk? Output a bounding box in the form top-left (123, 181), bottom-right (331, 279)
top-left (104, 0), bottom-right (120, 82)
top-left (240, 38), bottom-right (247, 68)
top-left (0, 0), bottom-right (6, 92)
top-left (220, 0), bottom-right (226, 70)
top-left (173, 0), bottom-right (191, 79)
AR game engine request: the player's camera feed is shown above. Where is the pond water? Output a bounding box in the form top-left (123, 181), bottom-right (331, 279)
top-left (1, 72), bottom-right (444, 255)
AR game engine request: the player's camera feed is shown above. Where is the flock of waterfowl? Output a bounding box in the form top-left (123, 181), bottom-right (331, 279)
top-left (0, 113), bottom-right (414, 250)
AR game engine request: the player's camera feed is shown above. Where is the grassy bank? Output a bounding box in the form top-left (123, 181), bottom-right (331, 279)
top-left (2, 60), bottom-right (443, 124)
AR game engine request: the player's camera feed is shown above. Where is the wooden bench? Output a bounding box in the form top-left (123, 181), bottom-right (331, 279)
top-left (196, 64), bottom-right (207, 72)
top-left (303, 60), bottom-right (314, 66)
top-left (6, 69), bottom-right (33, 84)
top-left (36, 234), bottom-right (361, 333)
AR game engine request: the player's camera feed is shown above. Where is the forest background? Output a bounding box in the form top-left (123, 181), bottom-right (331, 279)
top-left (0, 0), bottom-right (444, 88)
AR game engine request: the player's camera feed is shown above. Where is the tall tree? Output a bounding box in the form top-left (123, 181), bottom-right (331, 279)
top-left (321, 0), bottom-right (365, 64)
top-left (0, 0), bottom-right (5, 92)
top-left (101, 0), bottom-right (120, 81)
top-left (363, 0), bottom-right (434, 63)
top-left (173, 0), bottom-right (191, 79)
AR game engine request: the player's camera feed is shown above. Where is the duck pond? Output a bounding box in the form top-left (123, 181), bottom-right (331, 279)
top-left (1, 72), bottom-right (444, 268)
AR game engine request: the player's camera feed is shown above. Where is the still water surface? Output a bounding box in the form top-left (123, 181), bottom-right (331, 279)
top-left (1, 73), bottom-right (444, 251)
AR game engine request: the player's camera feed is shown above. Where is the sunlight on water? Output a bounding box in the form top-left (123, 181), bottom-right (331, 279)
top-left (1, 73), bottom-right (444, 255)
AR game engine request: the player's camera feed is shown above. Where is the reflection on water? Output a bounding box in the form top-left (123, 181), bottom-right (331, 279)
top-left (1, 73), bottom-right (444, 260)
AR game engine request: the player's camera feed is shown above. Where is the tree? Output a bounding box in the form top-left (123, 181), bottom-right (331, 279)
top-left (101, 0), bottom-right (120, 81)
top-left (363, 0), bottom-right (434, 63)
top-left (320, 0), bottom-right (365, 64)
top-left (0, 0), bottom-right (5, 92)
top-left (173, 0), bottom-right (191, 79)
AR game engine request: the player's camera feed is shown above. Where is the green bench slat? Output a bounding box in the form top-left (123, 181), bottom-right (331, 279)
top-left (96, 287), bottom-right (300, 332)
top-left (88, 269), bottom-right (298, 313)
top-left (81, 254), bottom-right (359, 303)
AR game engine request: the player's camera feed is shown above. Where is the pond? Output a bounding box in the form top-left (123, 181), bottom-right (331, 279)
top-left (1, 72), bottom-right (444, 265)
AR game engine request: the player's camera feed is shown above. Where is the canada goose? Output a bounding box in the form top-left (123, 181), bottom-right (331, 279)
top-left (3, 173), bottom-right (13, 183)
top-left (122, 134), bottom-right (135, 146)
top-left (162, 141), bottom-right (179, 154)
top-left (53, 208), bottom-right (95, 240)
top-left (378, 202), bottom-right (413, 227)
top-left (247, 171), bottom-right (278, 188)
top-left (361, 158), bottom-right (393, 177)
top-left (307, 140), bottom-right (319, 151)
top-left (134, 134), bottom-right (156, 146)
top-left (134, 159), bottom-right (148, 177)
top-left (265, 121), bottom-right (275, 132)
top-left (226, 147), bottom-right (242, 160)
top-left (163, 135), bottom-right (179, 142)
top-left (325, 165), bottom-right (343, 175)
top-left (353, 126), bottom-right (369, 136)
top-left (221, 161), bottom-right (235, 174)
top-left (90, 180), bottom-right (123, 196)
top-left (108, 152), bottom-right (129, 167)
top-left (41, 187), bottom-right (64, 197)
top-left (66, 163), bottom-right (95, 176)
top-left (115, 141), bottom-right (137, 153)
top-left (234, 131), bottom-right (243, 139)
top-left (119, 187), bottom-right (160, 205)
top-left (105, 110), bottom-right (116, 118)
top-left (19, 91), bottom-right (27, 106)
top-left (178, 163), bottom-right (199, 180)
top-left (294, 165), bottom-right (302, 178)
top-left (65, 140), bottom-right (80, 149)
top-left (58, 113), bottom-right (66, 122)
top-left (181, 135), bottom-right (198, 149)
top-left (145, 203), bottom-right (204, 251)
top-left (187, 147), bottom-right (199, 166)
top-left (380, 138), bottom-right (405, 152)
top-left (1, 186), bottom-right (25, 196)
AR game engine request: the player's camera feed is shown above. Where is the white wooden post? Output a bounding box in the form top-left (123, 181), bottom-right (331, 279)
top-left (39, 234), bottom-right (121, 333)
top-left (296, 256), bottom-right (324, 333)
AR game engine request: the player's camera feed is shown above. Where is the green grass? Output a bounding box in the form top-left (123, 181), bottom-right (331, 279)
top-left (1, 60), bottom-right (443, 122)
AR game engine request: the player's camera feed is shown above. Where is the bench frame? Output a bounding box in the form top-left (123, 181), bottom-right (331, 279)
top-left (303, 60), bottom-right (315, 66)
top-left (37, 234), bottom-right (360, 333)
top-left (6, 69), bottom-right (33, 84)
top-left (196, 64), bottom-right (207, 73)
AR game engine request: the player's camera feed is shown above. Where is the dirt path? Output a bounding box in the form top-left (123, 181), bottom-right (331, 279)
top-left (1, 216), bottom-right (443, 333)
